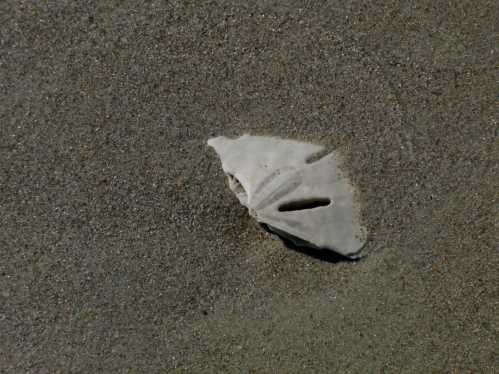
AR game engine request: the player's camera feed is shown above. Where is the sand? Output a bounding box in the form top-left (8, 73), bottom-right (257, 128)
top-left (1, 1), bottom-right (497, 372)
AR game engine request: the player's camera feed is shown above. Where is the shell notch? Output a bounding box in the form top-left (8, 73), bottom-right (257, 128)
top-left (207, 135), bottom-right (367, 259)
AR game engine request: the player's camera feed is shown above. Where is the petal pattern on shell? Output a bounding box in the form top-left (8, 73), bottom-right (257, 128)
top-left (208, 135), bottom-right (367, 258)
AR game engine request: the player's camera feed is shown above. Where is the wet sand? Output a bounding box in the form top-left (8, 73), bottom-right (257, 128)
top-left (1, 1), bottom-right (497, 372)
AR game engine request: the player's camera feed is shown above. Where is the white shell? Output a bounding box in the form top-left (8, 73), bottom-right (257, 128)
top-left (208, 135), bottom-right (367, 258)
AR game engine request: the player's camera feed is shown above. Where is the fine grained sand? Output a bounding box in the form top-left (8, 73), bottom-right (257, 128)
top-left (1, 1), bottom-right (497, 372)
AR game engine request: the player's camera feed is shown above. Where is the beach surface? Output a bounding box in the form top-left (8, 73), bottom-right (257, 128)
top-left (1, 1), bottom-right (497, 372)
